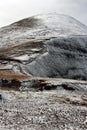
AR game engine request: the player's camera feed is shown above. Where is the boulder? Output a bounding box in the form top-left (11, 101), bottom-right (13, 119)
top-left (0, 90), bottom-right (15, 101)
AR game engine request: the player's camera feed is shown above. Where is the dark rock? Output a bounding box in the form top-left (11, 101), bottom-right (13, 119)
top-left (26, 36), bottom-right (87, 80)
top-left (0, 94), bottom-right (2, 100)
top-left (61, 83), bottom-right (75, 91)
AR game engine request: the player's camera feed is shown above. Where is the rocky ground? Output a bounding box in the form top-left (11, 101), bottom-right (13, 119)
top-left (0, 77), bottom-right (87, 130)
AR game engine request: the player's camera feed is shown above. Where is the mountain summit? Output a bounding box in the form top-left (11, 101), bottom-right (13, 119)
top-left (0, 13), bottom-right (87, 48)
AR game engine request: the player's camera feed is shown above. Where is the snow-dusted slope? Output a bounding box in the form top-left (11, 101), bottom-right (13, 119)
top-left (0, 13), bottom-right (87, 48)
top-left (0, 13), bottom-right (87, 80)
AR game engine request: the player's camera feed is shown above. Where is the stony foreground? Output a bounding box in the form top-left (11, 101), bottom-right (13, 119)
top-left (0, 78), bottom-right (87, 130)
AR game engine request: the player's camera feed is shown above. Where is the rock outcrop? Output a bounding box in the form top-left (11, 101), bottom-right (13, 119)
top-left (26, 36), bottom-right (87, 80)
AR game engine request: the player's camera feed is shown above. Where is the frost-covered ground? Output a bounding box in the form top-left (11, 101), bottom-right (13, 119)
top-left (0, 78), bottom-right (87, 130)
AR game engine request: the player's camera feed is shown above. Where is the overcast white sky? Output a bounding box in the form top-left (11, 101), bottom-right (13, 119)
top-left (0, 0), bottom-right (87, 27)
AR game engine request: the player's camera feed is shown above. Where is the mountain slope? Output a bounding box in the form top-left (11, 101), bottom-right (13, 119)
top-left (0, 13), bottom-right (87, 49)
top-left (0, 14), bottom-right (87, 79)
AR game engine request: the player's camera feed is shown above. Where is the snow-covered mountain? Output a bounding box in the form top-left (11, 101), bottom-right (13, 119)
top-left (0, 13), bottom-right (87, 80)
top-left (0, 13), bottom-right (87, 49)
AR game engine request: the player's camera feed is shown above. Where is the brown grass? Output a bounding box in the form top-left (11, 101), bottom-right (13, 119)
top-left (0, 70), bottom-right (29, 80)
